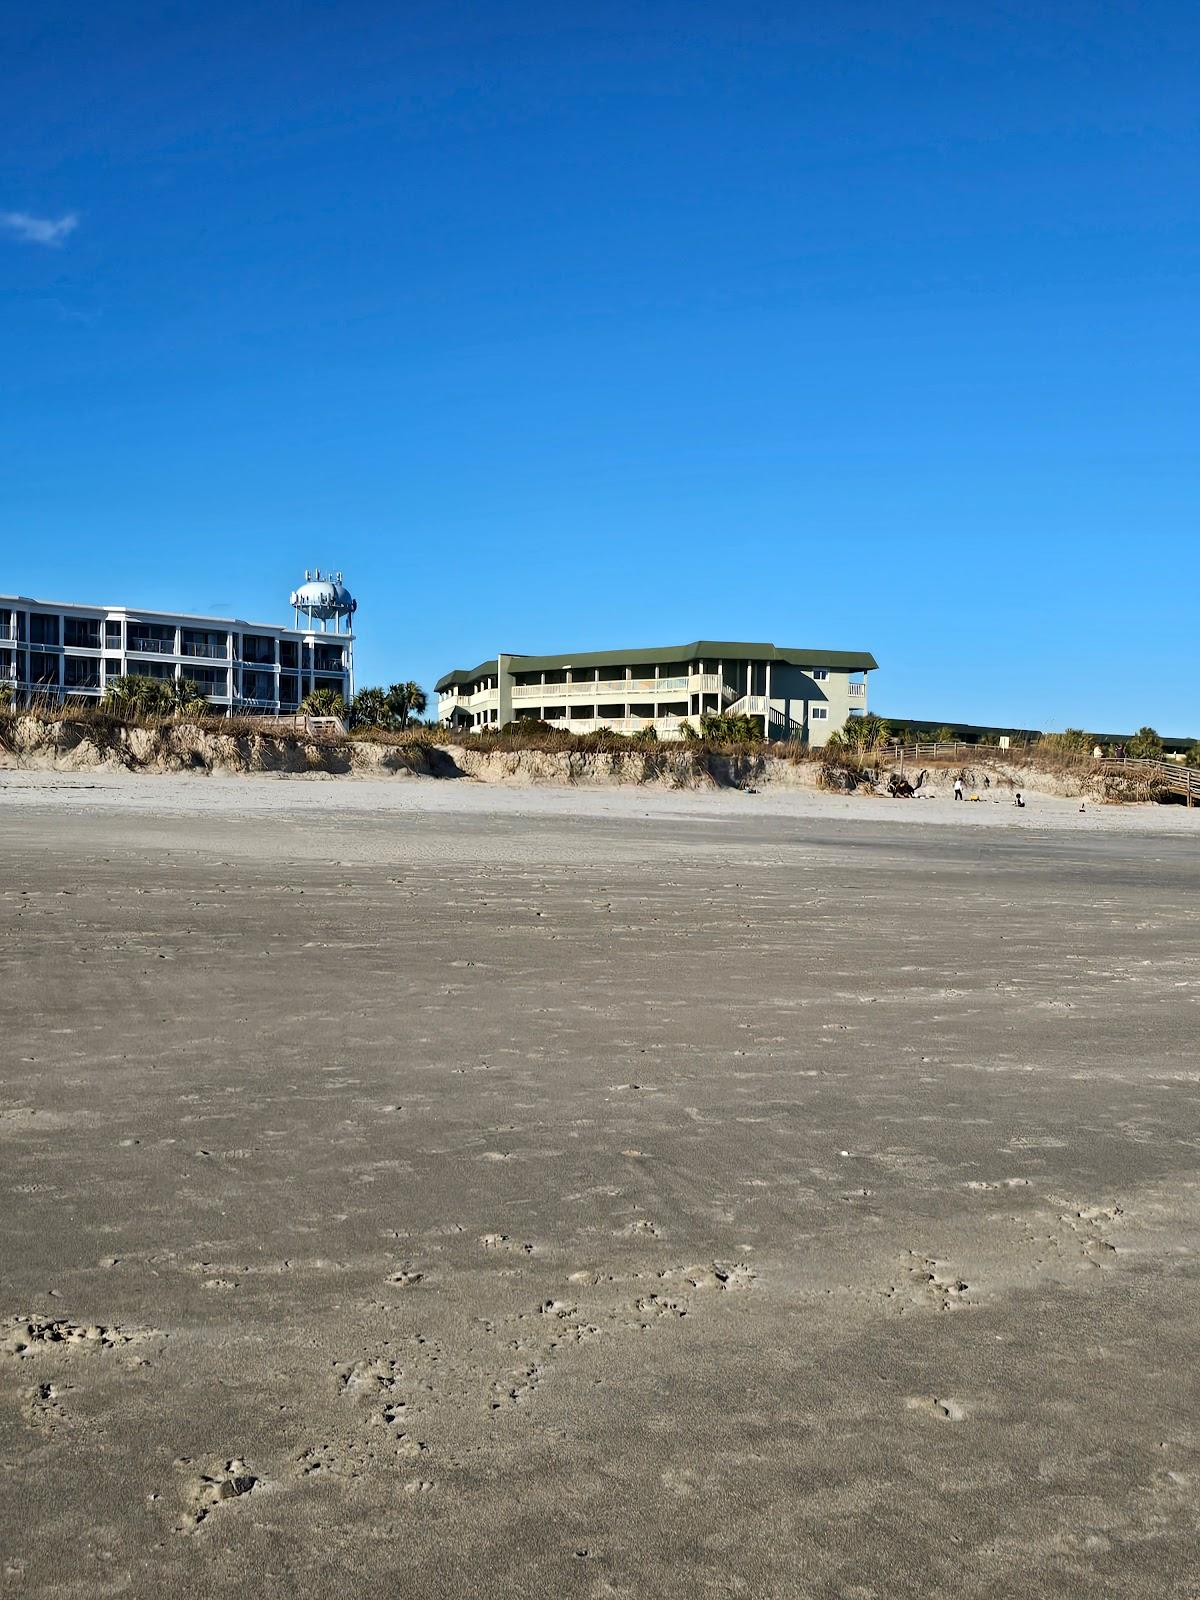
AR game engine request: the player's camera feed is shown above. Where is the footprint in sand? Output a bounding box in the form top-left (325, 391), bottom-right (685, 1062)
top-left (887, 1255), bottom-right (972, 1312)
top-left (387, 1267), bottom-right (424, 1288)
top-left (2, 1314), bottom-right (159, 1356)
top-left (663, 1262), bottom-right (757, 1293)
top-left (905, 1395), bottom-right (967, 1422)
top-left (173, 1458), bottom-right (258, 1533)
top-left (335, 1355), bottom-right (404, 1401)
top-left (23, 1380), bottom-right (68, 1436)
top-left (1058, 1202), bottom-right (1123, 1268)
top-left (480, 1233), bottom-right (536, 1255)
top-left (618, 1219), bottom-right (661, 1238)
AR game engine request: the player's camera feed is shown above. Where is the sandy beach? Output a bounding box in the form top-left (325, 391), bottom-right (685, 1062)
top-left (2, 771), bottom-right (1198, 1597)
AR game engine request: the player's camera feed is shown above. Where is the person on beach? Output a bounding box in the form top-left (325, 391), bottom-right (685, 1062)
top-left (1015, 791), bottom-right (1025, 808)
top-left (953, 777), bottom-right (964, 801)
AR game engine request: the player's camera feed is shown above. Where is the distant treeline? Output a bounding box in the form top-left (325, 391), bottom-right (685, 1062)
top-left (886, 717), bottom-right (1197, 755)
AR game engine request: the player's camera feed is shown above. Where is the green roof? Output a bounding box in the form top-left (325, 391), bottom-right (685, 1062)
top-left (436, 640), bottom-right (877, 691)
top-left (435, 659), bottom-right (500, 691)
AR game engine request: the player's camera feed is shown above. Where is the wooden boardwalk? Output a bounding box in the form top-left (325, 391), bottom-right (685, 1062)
top-left (875, 742), bottom-right (1200, 806)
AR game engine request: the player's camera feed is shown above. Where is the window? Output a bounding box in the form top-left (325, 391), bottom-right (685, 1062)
top-left (128, 622), bottom-right (175, 654)
top-left (811, 706), bottom-right (829, 720)
top-left (64, 617), bottom-right (100, 649)
top-left (181, 628), bottom-right (227, 659)
top-left (105, 621), bottom-right (122, 648)
top-left (29, 613), bottom-right (59, 646)
top-left (64, 656), bottom-right (100, 688)
top-left (279, 641), bottom-right (298, 670)
top-left (811, 667), bottom-right (829, 680)
top-left (241, 633), bottom-right (275, 664)
top-left (240, 670), bottom-right (274, 701)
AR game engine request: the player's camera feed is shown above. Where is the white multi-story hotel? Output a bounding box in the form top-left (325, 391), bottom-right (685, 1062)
top-left (437, 639), bottom-right (876, 744)
top-left (0, 574), bottom-right (355, 715)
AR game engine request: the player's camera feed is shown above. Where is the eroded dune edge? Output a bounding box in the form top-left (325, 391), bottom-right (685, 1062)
top-left (0, 712), bottom-right (1158, 804)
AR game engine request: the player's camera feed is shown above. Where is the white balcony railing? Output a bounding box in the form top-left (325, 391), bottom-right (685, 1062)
top-left (544, 715), bottom-right (686, 736)
top-left (848, 682), bottom-right (867, 701)
top-left (512, 673), bottom-right (700, 700)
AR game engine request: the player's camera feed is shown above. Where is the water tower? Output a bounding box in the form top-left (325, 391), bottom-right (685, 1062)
top-left (290, 569), bottom-right (357, 634)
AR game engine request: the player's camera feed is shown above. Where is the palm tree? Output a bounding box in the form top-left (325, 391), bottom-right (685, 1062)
top-left (167, 677), bottom-right (208, 717)
top-left (384, 681), bottom-right (428, 728)
top-left (350, 686), bottom-right (389, 729)
top-left (299, 687), bottom-right (347, 719)
top-left (1127, 726), bottom-right (1164, 759)
top-left (102, 674), bottom-right (172, 718)
top-left (826, 713), bottom-right (891, 753)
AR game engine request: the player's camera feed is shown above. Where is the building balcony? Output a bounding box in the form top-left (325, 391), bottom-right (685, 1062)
top-left (848, 681), bottom-right (867, 701)
top-left (512, 673), bottom-right (706, 700)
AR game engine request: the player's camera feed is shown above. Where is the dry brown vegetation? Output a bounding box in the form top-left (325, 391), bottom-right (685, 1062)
top-left (0, 703), bottom-right (1180, 804)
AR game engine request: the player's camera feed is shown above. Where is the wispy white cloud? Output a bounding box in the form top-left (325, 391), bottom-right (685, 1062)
top-left (1, 211), bottom-right (79, 246)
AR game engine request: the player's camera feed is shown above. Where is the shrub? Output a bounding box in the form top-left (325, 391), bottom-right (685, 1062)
top-left (1039, 729), bottom-right (1096, 755)
top-left (1126, 726), bottom-right (1164, 759)
top-left (696, 712), bottom-right (763, 745)
top-left (826, 713), bottom-right (891, 753)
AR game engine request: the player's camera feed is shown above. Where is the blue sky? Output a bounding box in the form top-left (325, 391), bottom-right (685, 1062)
top-left (3, 1), bottom-right (1196, 733)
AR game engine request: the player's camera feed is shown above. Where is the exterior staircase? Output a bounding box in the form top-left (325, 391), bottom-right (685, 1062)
top-left (722, 694), bottom-right (807, 740)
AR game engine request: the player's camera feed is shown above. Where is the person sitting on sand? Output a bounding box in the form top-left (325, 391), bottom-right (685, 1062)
top-left (1015, 791), bottom-right (1025, 808)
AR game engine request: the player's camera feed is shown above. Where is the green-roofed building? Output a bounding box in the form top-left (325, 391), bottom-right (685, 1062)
top-left (435, 640), bottom-right (878, 743)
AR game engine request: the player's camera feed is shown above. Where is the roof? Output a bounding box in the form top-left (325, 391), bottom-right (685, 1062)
top-left (0, 593), bottom-right (352, 638)
top-left (436, 640), bottom-right (878, 691)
